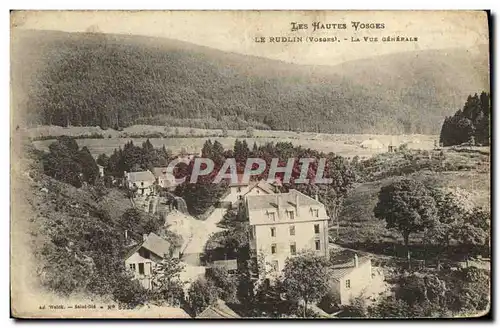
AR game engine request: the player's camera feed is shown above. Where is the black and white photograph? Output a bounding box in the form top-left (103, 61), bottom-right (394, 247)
top-left (10, 10), bottom-right (491, 319)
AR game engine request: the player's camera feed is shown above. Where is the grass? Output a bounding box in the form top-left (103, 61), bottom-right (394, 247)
top-left (28, 125), bottom-right (438, 158)
top-left (334, 167), bottom-right (490, 256)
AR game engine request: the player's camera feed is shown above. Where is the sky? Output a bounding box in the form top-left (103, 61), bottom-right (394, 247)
top-left (12, 10), bottom-right (489, 66)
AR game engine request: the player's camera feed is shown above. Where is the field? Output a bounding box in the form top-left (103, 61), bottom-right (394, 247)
top-left (28, 125), bottom-right (437, 158)
top-left (336, 161), bottom-right (490, 254)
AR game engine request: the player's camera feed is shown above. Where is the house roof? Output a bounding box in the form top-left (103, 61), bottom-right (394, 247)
top-left (246, 189), bottom-right (321, 211)
top-left (243, 180), bottom-right (275, 196)
top-left (127, 170), bottom-right (155, 183)
top-left (197, 300), bottom-right (241, 318)
top-left (142, 232), bottom-right (171, 258)
top-left (330, 257), bottom-right (371, 281)
top-left (246, 189), bottom-right (326, 225)
top-left (360, 139), bottom-right (384, 149)
top-left (125, 232), bottom-right (171, 260)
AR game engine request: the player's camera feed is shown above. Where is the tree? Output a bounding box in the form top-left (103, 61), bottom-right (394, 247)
top-left (187, 277), bottom-right (219, 316)
top-left (151, 254), bottom-right (186, 306)
top-left (205, 266), bottom-right (238, 303)
top-left (453, 220), bottom-right (489, 267)
top-left (281, 252), bottom-right (330, 317)
top-left (425, 189), bottom-right (465, 266)
top-left (368, 296), bottom-right (412, 318)
top-left (374, 178), bottom-right (437, 265)
top-left (78, 146), bottom-right (99, 184)
top-left (446, 267), bottom-right (490, 315)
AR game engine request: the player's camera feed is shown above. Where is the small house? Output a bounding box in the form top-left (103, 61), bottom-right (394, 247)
top-left (328, 254), bottom-right (373, 305)
top-left (152, 167), bottom-right (176, 190)
top-left (124, 232), bottom-right (179, 289)
top-left (125, 170), bottom-right (156, 196)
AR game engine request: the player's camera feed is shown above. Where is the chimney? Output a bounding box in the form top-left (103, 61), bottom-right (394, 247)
top-left (143, 234), bottom-right (148, 241)
top-left (354, 254), bottom-right (359, 268)
top-left (315, 194), bottom-right (319, 202)
top-left (295, 193), bottom-right (300, 217)
top-left (124, 230), bottom-right (128, 240)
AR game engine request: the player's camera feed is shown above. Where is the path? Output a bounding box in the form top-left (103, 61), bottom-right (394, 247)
top-left (165, 207), bottom-right (227, 291)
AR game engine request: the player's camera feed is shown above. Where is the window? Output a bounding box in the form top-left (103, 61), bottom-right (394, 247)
top-left (268, 212), bottom-right (276, 221)
top-left (290, 242), bottom-right (297, 255)
top-left (249, 228), bottom-right (254, 240)
top-left (345, 279), bottom-right (351, 289)
top-left (272, 260), bottom-right (279, 272)
top-left (312, 209), bottom-right (319, 217)
top-left (314, 224), bottom-right (320, 234)
top-left (271, 243), bottom-right (277, 254)
top-left (315, 240), bottom-right (321, 251)
top-left (129, 263), bottom-right (136, 271)
top-left (270, 227), bottom-right (276, 237)
top-left (289, 225), bottom-right (295, 236)
top-left (286, 210), bottom-right (295, 220)
top-left (237, 186), bottom-right (242, 193)
top-left (138, 263), bottom-right (145, 275)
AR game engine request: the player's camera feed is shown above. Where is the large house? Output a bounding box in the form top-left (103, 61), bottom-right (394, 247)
top-left (329, 254), bottom-right (373, 305)
top-left (246, 189), bottom-right (329, 277)
top-left (152, 167), bottom-right (176, 190)
top-left (124, 232), bottom-right (178, 289)
top-left (125, 170), bottom-right (156, 196)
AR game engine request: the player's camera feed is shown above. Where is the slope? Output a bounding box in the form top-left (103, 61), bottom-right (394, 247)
top-left (12, 29), bottom-right (489, 134)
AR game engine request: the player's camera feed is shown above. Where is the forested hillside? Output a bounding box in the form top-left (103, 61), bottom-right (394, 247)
top-left (439, 92), bottom-right (491, 146)
top-left (12, 29), bottom-right (489, 134)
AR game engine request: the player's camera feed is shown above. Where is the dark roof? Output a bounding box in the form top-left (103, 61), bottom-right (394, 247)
top-left (197, 300), bottom-right (241, 318)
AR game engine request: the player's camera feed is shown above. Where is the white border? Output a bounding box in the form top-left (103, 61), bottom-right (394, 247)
top-left (3, 1), bottom-right (497, 327)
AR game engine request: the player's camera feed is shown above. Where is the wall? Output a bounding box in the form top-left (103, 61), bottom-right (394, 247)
top-left (338, 260), bottom-right (373, 305)
top-left (252, 216), bottom-right (329, 273)
top-left (124, 248), bottom-right (163, 289)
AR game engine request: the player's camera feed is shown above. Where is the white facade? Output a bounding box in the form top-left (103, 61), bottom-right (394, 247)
top-left (246, 190), bottom-right (329, 276)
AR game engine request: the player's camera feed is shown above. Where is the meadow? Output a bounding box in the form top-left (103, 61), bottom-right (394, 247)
top-left (29, 125), bottom-right (438, 159)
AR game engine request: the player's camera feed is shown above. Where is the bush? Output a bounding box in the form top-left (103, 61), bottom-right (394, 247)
top-left (187, 278), bottom-right (219, 316)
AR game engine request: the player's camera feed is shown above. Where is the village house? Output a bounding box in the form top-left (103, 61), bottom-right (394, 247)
top-left (329, 254), bottom-right (373, 305)
top-left (124, 232), bottom-right (179, 289)
top-left (246, 189), bottom-right (329, 277)
top-left (220, 176), bottom-right (278, 208)
top-left (152, 167), bottom-right (176, 191)
top-left (125, 170), bottom-right (156, 196)
top-left (197, 299), bottom-right (241, 318)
